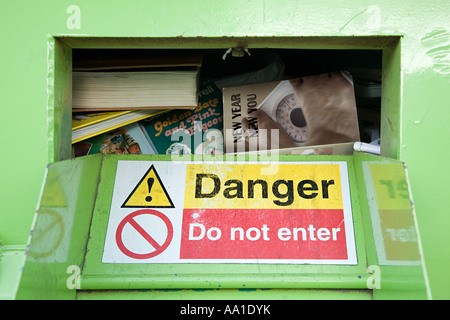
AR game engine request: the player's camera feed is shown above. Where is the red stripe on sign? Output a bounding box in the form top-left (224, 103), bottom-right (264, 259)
top-left (180, 209), bottom-right (348, 260)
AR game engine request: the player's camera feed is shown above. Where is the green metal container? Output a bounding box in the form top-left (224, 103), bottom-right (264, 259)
top-left (14, 154), bottom-right (430, 299)
top-left (1, 0), bottom-right (448, 299)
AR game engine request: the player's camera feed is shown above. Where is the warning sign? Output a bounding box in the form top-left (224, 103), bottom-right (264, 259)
top-left (115, 209), bottom-right (173, 259)
top-left (102, 161), bottom-right (357, 264)
top-left (363, 162), bottom-right (421, 265)
top-left (185, 163), bottom-right (343, 210)
top-left (181, 209), bottom-right (347, 260)
top-left (121, 165), bottom-right (174, 208)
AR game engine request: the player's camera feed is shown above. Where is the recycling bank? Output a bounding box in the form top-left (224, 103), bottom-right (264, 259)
top-left (1, 0), bottom-right (448, 300)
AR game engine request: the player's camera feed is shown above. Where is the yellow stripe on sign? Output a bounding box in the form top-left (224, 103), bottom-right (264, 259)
top-left (184, 163), bottom-right (343, 209)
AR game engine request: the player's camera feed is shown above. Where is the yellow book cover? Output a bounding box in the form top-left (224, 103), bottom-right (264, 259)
top-left (72, 110), bottom-right (132, 130)
top-left (72, 109), bottom-right (166, 144)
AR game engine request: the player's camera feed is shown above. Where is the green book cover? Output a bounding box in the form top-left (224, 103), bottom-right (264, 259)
top-left (140, 81), bottom-right (224, 155)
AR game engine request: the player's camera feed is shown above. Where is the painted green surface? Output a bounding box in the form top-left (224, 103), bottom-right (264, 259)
top-left (15, 155), bottom-right (102, 299)
top-left (1, 0), bottom-right (449, 299)
top-left (81, 155), bottom-right (369, 292)
top-left (13, 154), bottom-right (428, 299)
top-left (0, 245), bottom-right (26, 300)
top-left (77, 288), bottom-right (373, 300)
top-left (352, 153), bottom-right (429, 299)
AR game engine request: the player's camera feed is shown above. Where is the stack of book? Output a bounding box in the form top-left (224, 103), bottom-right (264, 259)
top-left (72, 50), bottom-right (217, 157)
top-left (72, 49), bottom-right (202, 111)
top-left (73, 80), bottom-right (225, 157)
top-left (73, 51), bottom-right (363, 158)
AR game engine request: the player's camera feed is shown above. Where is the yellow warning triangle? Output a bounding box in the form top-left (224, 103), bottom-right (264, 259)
top-left (40, 170), bottom-right (67, 207)
top-left (121, 165), bottom-right (174, 208)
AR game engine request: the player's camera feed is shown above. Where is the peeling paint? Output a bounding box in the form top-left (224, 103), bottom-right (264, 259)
top-left (421, 28), bottom-right (450, 75)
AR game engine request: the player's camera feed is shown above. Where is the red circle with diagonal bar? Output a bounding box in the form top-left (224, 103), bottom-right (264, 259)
top-left (115, 209), bottom-right (173, 259)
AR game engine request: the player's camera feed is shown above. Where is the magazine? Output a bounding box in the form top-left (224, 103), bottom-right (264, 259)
top-left (222, 71), bottom-right (360, 155)
top-left (140, 81), bottom-right (224, 155)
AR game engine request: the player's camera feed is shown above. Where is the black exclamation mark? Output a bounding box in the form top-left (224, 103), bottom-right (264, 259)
top-left (145, 178), bottom-right (154, 202)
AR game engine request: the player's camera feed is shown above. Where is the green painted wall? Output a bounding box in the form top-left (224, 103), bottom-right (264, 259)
top-left (1, 0), bottom-right (449, 299)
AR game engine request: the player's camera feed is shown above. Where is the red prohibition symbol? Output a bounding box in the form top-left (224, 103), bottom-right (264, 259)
top-left (115, 209), bottom-right (173, 259)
